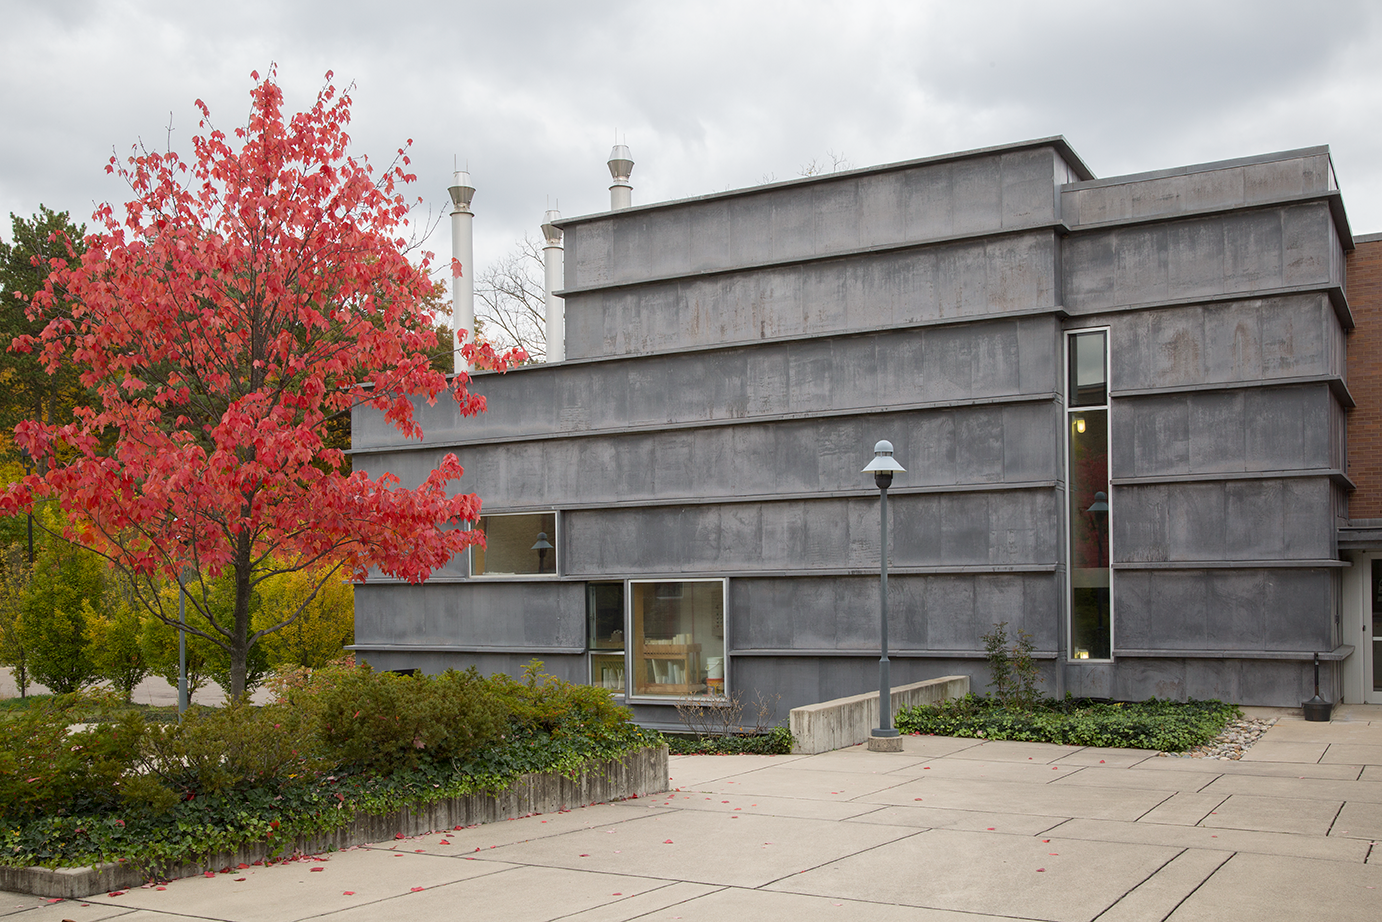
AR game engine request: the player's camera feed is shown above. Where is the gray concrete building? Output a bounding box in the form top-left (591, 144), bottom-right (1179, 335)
top-left (351, 137), bottom-right (1368, 723)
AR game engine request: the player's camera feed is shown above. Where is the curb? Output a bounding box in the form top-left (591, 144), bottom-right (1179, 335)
top-left (0, 744), bottom-right (669, 899)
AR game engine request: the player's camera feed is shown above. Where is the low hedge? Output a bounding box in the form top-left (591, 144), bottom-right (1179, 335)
top-left (665, 726), bottom-right (794, 755)
top-left (895, 695), bottom-right (1240, 752)
top-left (0, 662), bottom-right (660, 873)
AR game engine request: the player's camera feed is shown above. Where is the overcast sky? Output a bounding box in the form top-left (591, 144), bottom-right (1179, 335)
top-left (3, 0), bottom-right (1381, 274)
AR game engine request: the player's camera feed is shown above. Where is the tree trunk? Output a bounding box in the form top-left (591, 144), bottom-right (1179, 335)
top-left (229, 535), bottom-right (255, 700)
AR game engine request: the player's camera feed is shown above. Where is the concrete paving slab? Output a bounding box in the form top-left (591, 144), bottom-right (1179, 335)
top-left (0, 896), bottom-right (138, 921)
top-left (1092, 848), bottom-right (1231, 922)
top-left (478, 809), bottom-right (916, 889)
top-left (1200, 792), bottom-right (1342, 836)
top-left (768, 827), bottom-right (1179, 922)
top-left (682, 765), bottom-right (910, 801)
top-left (1132, 756), bottom-right (1363, 780)
top-left (1238, 740), bottom-right (1327, 763)
top-left (665, 754), bottom-right (806, 788)
top-left (895, 736), bottom-right (987, 758)
top-left (303, 864), bottom-right (673, 922)
top-left (845, 803), bottom-right (1068, 836)
top-left (888, 758), bottom-right (1096, 784)
top-left (554, 882), bottom-right (724, 922)
top-left (1199, 773), bottom-right (1382, 804)
top-left (941, 739), bottom-right (1089, 764)
top-left (629, 790), bottom-right (880, 821)
top-left (1321, 743), bottom-right (1382, 765)
top-left (1362, 765), bottom-right (1382, 783)
top-left (1261, 721), bottom-right (1382, 744)
top-left (84, 849), bottom-right (516, 922)
top-left (1043, 817), bottom-right (1372, 862)
top-left (862, 776), bottom-right (1167, 822)
top-left (1166, 852), bottom-right (1382, 922)
top-left (623, 886), bottom-right (1018, 921)
top-left (1133, 791), bottom-right (1229, 826)
top-left (1049, 747), bottom-right (1157, 768)
top-left (1330, 800), bottom-right (1382, 840)
top-left (778, 747), bottom-right (929, 774)
top-left (1048, 767), bottom-right (1219, 793)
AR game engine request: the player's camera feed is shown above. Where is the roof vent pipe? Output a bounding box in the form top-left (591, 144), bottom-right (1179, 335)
top-left (541, 209), bottom-right (564, 363)
top-left (448, 168), bottom-right (476, 375)
top-left (608, 144), bottom-right (633, 210)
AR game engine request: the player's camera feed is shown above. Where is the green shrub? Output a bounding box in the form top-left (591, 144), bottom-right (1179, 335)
top-left (486, 660), bottom-right (635, 743)
top-left (895, 695), bottom-right (1240, 752)
top-left (317, 665), bottom-right (506, 773)
top-left (0, 695), bottom-right (145, 822)
top-left (131, 700), bottom-right (326, 803)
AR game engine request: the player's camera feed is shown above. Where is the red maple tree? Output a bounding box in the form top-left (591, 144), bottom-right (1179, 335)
top-left (2, 68), bottom-right (520, 697)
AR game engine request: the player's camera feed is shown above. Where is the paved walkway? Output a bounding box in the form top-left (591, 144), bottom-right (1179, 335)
top-left (2, 706), bottom-right (1380, 921)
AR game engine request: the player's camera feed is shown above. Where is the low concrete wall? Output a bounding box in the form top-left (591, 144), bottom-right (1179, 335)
top-left (0, 744), bottom-right (668, 900)
top-left (789, 676), bottom-right (969, 754)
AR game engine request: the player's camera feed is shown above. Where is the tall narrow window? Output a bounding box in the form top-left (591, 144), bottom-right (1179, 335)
top-left (587, 582), bottom-right (626, 694)
top-left (1068, 330), bottom-right (1111, 660)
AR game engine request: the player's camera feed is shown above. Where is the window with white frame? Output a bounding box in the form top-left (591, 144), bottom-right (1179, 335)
top-left (470, 512), bottom-right (558, 576)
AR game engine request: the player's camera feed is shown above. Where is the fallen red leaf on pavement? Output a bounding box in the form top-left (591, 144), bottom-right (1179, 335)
top-left (310, 867), bottom-right (325, 873)
top-left (411, 887), bottom-right (425, 892)
top-left (237, 863), bottom-right (249, 869)
top-left (1036, 868), bottom-right (1046, 872)
top-left (203, 872), bottom-right (215, 879)
top-left (394, 833), bottom-right (405, 839)
top-left (580, 854), bottom-right (589, 857)
top-left (663, 839), bottom-right (673, 844)
top-left (234, 878), bottom-right (246, 882)
top-left (343, 891), bottom-right (355, 896)
top-left (438, 840), bottom-right (450, 845)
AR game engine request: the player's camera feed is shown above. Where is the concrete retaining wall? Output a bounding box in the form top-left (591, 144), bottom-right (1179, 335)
top-left (789, 675), bottom-right (969, 754)
top-left (0, 744), bottom-right (668, 900)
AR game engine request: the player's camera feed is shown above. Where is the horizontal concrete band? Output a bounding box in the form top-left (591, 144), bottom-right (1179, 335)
top-left (1112, 469), bottom-right (1349, 487)
top-left (1113, 373), bottom-right (1353, 407)
top-left (354, 564), bottom-right (1064, 587)
top-left (1111, 559), bottom-right (1348, 569)
top-left (556, 223), bottom-right (1069, 296)
top-left (0, 745), bottom-right (670, 900)
top-left (351, 392), bottom-right (1061, 455)
top-left (1113, 645), bottom-right (1354, 661)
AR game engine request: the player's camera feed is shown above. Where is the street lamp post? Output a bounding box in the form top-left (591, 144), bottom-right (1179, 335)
top-left (862, 440), bottom-right (906, 752)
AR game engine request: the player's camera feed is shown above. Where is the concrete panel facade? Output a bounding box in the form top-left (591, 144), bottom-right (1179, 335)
top-left (352, 138), bottom-right (1358, 715)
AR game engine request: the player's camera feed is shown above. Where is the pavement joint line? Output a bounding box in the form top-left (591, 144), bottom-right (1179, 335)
top-left (1192, 772), bottom-right (1226, 794)
top-left (1324, 800), bottom-right (1348, 837)
top-left (542, 879), bottom-right (695, 922)
top-left (1087, 844), bottom-right (1193, 922)
top-left (751, 825), bottom-right (929, 891)
top-left (1154, 848), bottom-right (1239, 922)
top-left (1130, 790), bottom-right (1177, 823)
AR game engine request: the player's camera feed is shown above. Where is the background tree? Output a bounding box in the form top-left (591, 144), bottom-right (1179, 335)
top-left (253, 561), bottom-right (354, 669)
top-left (2, 68), bottom-right (521, 698)
top-left (0, 542), bottom-right (31, 696)
top-left (0, 207), bottom-right (91, 465)
top-left (475, 234), bottom-right (547, 361)
top-left (18, 508), bottom-right (107, 693)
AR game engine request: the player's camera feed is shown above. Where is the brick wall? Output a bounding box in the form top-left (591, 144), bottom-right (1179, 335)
top-left (1346, 237), bottom-right (1382, 519)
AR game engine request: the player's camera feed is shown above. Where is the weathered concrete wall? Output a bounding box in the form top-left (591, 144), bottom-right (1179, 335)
top-left (351, 140), bottom-right (1354, 714)
top-left (564, 144), bottom-right (1077, 292)
top-left (1060, 147), bottom-right (1336, 228)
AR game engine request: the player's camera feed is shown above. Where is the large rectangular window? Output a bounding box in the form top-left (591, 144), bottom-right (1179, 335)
top-left (470, 512), bottom-right (558, 576)
top-left (630, 580), bottom-right (726, 699)
top-left (1067, 330), bottom-right (1111, 660)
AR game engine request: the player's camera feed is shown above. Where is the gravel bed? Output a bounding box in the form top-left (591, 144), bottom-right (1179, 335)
top-left (1158, 716), bottom-right (1278, 760)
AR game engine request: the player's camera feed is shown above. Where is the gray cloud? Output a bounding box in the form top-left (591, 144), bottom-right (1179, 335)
top-left (3, 0), bottom-right (1381, 276)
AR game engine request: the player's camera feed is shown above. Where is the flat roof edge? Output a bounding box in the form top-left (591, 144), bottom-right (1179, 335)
top-left (1062, 145), bottom-right (1333, 192)
top-left (554, 136), bottom-right (1094, 228)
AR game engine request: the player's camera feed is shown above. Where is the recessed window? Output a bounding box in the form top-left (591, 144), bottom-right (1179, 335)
top-left (588, 582), bottom-right (626, 694)
top-left (470, 512), bottom-right (558, 576)
top-left (630, 579), bottom-right (726, 698)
